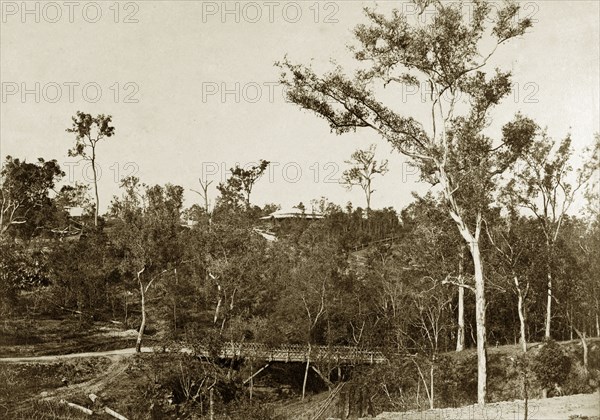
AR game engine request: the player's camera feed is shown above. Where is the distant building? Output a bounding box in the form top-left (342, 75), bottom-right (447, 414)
top-left (260, 208), bottom-right (324, 220)
top-left (65, 206), bottom-right (84, 217)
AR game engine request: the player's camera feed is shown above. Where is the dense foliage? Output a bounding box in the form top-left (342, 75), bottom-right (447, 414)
top-left (1, 1), bottom-right (599, 416)
top-left (532, 338), bottom-right (572, 394)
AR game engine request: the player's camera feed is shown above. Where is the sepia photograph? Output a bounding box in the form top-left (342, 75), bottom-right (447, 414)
top-left (0, 1), bottom-right (599, 418)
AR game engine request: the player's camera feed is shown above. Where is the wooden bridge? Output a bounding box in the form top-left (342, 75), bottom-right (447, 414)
top-left (194, 342), bottom-right (387, 365)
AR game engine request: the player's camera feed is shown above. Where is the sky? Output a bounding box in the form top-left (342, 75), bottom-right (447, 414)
top-left (1, 0), bottom-right (599, 214)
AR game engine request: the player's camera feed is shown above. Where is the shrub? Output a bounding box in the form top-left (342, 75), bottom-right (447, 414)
top-left (438, 353), bottom-right (478, 406)
top-left (532, 338), bottom-right (572, 396)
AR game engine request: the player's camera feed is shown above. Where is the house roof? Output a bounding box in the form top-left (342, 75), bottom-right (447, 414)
top-left (65, 206), bottom-right (84, 217)
top-left (260, 208), bottom-right (324, 220)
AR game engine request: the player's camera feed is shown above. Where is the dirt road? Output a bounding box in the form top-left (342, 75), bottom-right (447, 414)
top-left (0, 347), bottom-right (153, 363)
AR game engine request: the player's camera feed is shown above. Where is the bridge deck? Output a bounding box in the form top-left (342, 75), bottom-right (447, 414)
top-left (196, 343), bottom-right (387, 364)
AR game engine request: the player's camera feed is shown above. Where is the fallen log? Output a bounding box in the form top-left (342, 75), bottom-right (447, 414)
top-left (104, 406), bottom-right (129, 420)
top-left (59, 399), bottom-right (93, 415)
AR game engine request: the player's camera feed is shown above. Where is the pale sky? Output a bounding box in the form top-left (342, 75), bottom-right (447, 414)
top-left (1, 1), bottom-right (599, 213)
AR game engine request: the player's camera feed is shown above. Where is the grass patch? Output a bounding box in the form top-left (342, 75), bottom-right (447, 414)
top-left (9, 400), bottom-right (92, 420)
top-left (0, 317), bottom-right (147, 357)
top-left (0, 357), bottom-right (111, 417)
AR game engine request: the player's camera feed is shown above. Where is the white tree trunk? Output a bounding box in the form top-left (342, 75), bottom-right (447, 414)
top-left (413, 360), bottom-right (431, 410)
top-left (472, 243), bottom-right (487, 405)
top-left (515, 276), bottom-right (527, 353)
top-left (136, 280), bottom-right (146, 353)
top-left (440, 167), bottom-right (486, 404)
top-left (545, 271), bottom-right (552, 339)
top-left (91, 152), bottom-right (99, 227)
top-left (429, 361), bottom-right (434, 410)
top-left (456, 248), bottom-right (465, 352)
top-left (573, 327), bottom-right (588, 372)
top-left (213, 283), bottom-right (222, 325)
top-left (456, 285), bottom-right (465, 352)
top-left (582, 333), bottom-right (588, 372)
top-left (136, 268), bottom-right (147, 353)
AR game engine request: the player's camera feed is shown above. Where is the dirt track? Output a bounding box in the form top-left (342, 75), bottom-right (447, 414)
top-left (3, 348), bottom-right (599, 419)
top-left (0, 347), bottom-right (153, 363)
top-left (0, 348), bottom-right (155, 414)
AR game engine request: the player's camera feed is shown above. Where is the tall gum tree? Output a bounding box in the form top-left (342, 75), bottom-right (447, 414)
top-left (216, 160), bottom-right (270, 210)
top-left (67, 112), bottom-right (115, 227)
top-left (485, 212), bottom-right (539, 353)
top-left (341, 144), bottom-right (389, 216)
top-left (582, 143), bottom-right (600, 337)
top-left (278, 0), bottom-right (535, 404)
top-left (505, 133), bottom-right (600, 338)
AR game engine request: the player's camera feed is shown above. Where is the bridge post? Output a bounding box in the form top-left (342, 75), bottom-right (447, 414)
top-left (249, 362), bottom-right (253, 400)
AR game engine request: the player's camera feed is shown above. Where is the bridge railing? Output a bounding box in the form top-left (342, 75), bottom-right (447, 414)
top-left (196, 342), bottom-right (387, 364)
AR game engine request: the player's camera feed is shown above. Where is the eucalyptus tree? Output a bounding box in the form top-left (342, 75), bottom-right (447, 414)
top-left (361, 240), bottom-right (409, 349)
top-left (485, 212), bottom-right (540, 352)
top-left (0, 156), bottom-right (64, 239)
top-left (67, 112), bottom-right (115, 226)
top-left (203, 221), bottom-right (268, 333)
top-left (400, 194), bottom-right (466, 351)
top-left (560, 213), bottom-right (600, 373)
top-left (505, 134), bottom-right (600, 338)
top-left (583, 172), bottom-right (600, 337)
top-left (191, 175), bottom-right (214, 225)
top-left (208, 190), bottom-right (272, 332)
top-left (408, 282), bottom-right (453, 410)
top-left (341, 144), bottom-right (389, 215)
top-left (581, 143), bottom-right (600, 337)
top-left (278, 1), bottom-right (535, 403)
top-left (216, 160), bottom-right (270, 209)
top-left (110, 176), bottom-right (185, 352)
top-left (583, 135), bottom-right (600, 221)
top-left (558, 217), bottom-right (595, 370)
